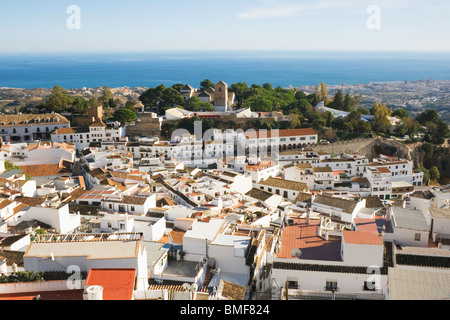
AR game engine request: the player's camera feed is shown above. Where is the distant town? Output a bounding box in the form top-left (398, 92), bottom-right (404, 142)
top-left (0, 79), bottom-right (449, 301)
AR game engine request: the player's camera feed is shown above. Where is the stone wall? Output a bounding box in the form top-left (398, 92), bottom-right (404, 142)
top-left (308, 137), bottom-right (419, 161)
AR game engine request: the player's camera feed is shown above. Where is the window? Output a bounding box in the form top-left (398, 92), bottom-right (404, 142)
top-left (109, 204), bottom-right (113, 209)
top-left (415, 233), bottom-right (421, 241)
top-left (325, 280), bottom-right (338, 291)
top-left (287, 281), bottom-right (298, 289)
top-left (119, 223), bottom-right (126, 230)
top-left (131, 206), bottom-right (135, 212)
top-left (107, 223), bottom-right (112, 228)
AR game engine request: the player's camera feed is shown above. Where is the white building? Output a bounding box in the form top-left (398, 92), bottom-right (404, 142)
top-left (384, 207), bottom-right (431, 247)
top-left (270, 217), bottom-right (387, 300)
top-left (51, 121), bottom-right (126, 151)
top-left (99, 213), bottom-right (166, 242)
top-left (12, 203), bottom-right (80, 234)
top-left (0, 113), bottom-right (70, 143)
top-left (283, 163), bottom-right (315, 191)
top-left (23, 233), bottom-right (148, 290)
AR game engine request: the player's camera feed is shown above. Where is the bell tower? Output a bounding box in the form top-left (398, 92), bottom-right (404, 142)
top-left (214, 80), bottom-right (228, 108)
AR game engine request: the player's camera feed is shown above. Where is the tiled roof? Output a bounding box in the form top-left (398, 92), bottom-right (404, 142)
top-left (343, 231), bottom-right (383, 245)
top-left (85, 268), bottom-right (136, 300)
top-left (258, 177), bottom-right (308, 192)
top-left (20, 161), bottom-right (73, 177)
top-left (15, 196), bottom-right (46, 207)
top-left (396, 254), bottom-right (450, 269)
top-left (121, 195), bottom-right (148, 205)
top-left (245, 128), bottom-right (318, 139)
top-left (245, 188), bottom-right (275, 201)
top-left (273, 261), bottom-right (388, 275)
top-left (169, 229), bottom-right (186, 244)
top-left (0, 113), bottom-right (69, 127)
top-left (219, 280), bottom-right (246, 300)
top-left (276, 218), bottom-right (342, 262)
top-left (375, 167), bottom-right (391, 173)
top-left (362, 196), bottom-right (384, 208)
top-left (54, 127), bottom-right (89, 134)
top-left (313, 167), bottom-right (333, 173)
top-left (313, 195), bottom-right (358, 214)
top-left (293, 192), bottom-right (312, 203)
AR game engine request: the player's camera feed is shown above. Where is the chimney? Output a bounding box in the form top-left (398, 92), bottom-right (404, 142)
top-left (306, 208), bottom-right (311, 225)
top-left (386, 207), bottom-right (392, 221)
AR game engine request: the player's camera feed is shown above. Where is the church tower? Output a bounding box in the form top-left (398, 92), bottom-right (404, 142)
top-left (213, 80), bottom-right (228, 110)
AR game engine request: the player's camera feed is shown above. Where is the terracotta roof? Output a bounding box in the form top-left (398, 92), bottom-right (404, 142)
top-left (121, 195), bottom-right (148, 205)
top-left (343, 230), bottom-right (383, 245)
top-left (0, 113), bottom-right (69, 127)
top-left (169, 229), bottom-right (186, 244)
top-left (375, 167), bottom-right (391, 173)
top-left (277, 218), bottom-right (342, 261)
top-left (54, 127), bottom-right (89, 134)
top-left (0, 199), bottom-right (13, 210)
top-left (85, 268), bottom-right (136, 300)
top-left (258, 177), bottom-right (308, 192)
top-left (20, 161), bottom-right (73, 177)
top-left (89, 121), bottom-right (106, 127)
top-left (0, 290), bottom-right (84, 300)
top-left (245, 128), bottom-right (318, 139)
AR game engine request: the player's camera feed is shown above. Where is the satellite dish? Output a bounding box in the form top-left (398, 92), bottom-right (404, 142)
top-left (291, 248), bottom-right (302, 258)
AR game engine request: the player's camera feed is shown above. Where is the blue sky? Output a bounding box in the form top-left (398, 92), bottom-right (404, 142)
top-left (0, 0), bottom-right (449, 53)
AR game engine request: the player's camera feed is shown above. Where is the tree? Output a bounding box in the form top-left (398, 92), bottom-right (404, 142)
top-left (139, 84), bottom-right (166, 110)
top-left (172, 83), bottom-right (185, 92)
top-left (418, 167), bottom-right (430, 184)
top-left (417, 109), bottom-right (440, 125)
top-left (392, 108), bottom-right (409, 119)
top-left (113, 108), bottom-right (137, 123)
top-left (70, 96), bottom-right (88, 115)
top-left (159, 87), bottom-right (184, 112)
top-left (37, 86), bottom-right (74, 113)
top-left (200, 79), bottom-right (215, 91)
top-left (328, 90), bottom-right (344, 110)
top-left (372, 102), bottom-right (392, 134)
top-left (263, 83), bottom-right (273, 90)
top-left (320, 82), bottom-right (328, 105)
top-left (99, 86), bottom-right (115, 108)
top-left (230, 82), bottom-right (249, 107)
top-left (184, 96), bottom-right (202, 111)
top-left (429, 166), bottom-right (440, 181)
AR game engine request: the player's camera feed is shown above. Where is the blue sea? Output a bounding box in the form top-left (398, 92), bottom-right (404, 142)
top-left (0, 50), bottom-right (449, 89)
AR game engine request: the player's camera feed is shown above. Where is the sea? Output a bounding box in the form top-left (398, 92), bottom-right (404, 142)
top-left (0, 50), bottom-right (449, 89)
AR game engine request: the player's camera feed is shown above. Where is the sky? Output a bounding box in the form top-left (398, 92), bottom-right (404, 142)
top-left (0, 0), bottom-right (449, 53)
